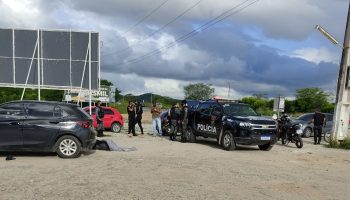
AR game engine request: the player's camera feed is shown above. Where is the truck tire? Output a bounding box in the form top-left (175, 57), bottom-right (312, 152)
top-left (258, 143), bottom-right (273, 151)
top-left (221, 130), bottom-right (237, 151)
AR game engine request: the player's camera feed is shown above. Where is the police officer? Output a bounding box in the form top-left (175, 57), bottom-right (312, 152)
top-left (311, 108), bottom-right (326, 145)
top-left (95, 101), bottom-right (104, 137)
top-left (127, 101), bottom-right (137, 136)
top-left (180, 100), bottom-right (189, 142)
top-left (135, 100), bottom-right (144, 135)
top-left (169, 103), bottom-right (181, 141)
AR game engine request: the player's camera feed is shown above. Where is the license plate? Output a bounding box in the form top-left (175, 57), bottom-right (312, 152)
top-left (296, 129), bottom-right (302, 134)
top-left (261, 136), bottom-right (270, 141)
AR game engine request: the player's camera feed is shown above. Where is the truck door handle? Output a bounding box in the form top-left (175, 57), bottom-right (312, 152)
top-left (9, 122), bottom-right (20, 125)
top-left (49, 121), bottom-right (60, 124)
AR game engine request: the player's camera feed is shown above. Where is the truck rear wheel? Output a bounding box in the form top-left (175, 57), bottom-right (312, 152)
top-left (222, 130), bottom-right (236, 151)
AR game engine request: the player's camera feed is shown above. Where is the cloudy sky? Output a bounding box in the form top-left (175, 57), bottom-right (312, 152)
top-left (0, 0), bottom-right (348, 99)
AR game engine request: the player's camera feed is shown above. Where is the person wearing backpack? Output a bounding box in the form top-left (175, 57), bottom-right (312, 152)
top-left (95, 101), bottom-right (105, 137)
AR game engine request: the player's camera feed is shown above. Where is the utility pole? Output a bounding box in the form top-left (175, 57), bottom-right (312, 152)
top-left (332, 2), bottom-right (350, 140)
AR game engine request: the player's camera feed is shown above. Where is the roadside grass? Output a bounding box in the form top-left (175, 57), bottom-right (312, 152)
top-left (326, 137), bottom-right (350, 150)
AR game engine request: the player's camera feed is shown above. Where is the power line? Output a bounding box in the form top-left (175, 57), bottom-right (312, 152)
top-left (104, 0), bottom-right (203, 56)
top-left (122, 0), bottom-right (171, 37)
top-left (115, 0), bottom-right (259, 66)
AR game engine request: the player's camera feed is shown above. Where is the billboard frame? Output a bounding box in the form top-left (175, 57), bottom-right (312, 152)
top-left (0, 28), bottom-right (100, 101)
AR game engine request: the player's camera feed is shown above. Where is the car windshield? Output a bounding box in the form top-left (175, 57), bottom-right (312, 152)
top-left (222, 103), bottom-right (258, 116)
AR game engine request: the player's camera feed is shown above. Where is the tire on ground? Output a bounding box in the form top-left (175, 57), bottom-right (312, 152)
top-left (111, 122), bottom-right (122, 133)
top-left (303, 127), bottom-right (312, 138)
top-left (258, 143), bottom-right (273, 151)
top-left (221, 130), bottom-right (237, 151)
top-left (55, 135), bottom-right (82, 159)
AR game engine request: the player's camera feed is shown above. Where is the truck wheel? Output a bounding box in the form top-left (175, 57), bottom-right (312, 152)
top-left (55, 135), bottom-right (81, 159)
top-left (221, 130), bottom-right (236, 151)
top-left (258, 143), bottom-right (273, 151)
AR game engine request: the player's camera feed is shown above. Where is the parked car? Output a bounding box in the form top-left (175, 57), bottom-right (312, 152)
top-left (83, 106), bottom-right (124, 133)
top-left (294, 113), bottom-right (333, 137)
top-left (0, 101), bottom-right (96, 158)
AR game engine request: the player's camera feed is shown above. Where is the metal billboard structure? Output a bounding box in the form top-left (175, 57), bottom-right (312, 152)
top-left (0, 28), bottom-right (100, 101)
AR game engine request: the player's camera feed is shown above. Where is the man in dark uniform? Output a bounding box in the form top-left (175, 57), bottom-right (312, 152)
top-left (127, 101), bottom-right (137, 136)
top-left (95, 101), bottom-right (104, 137)
top-left (135, 100), bottom-right (144, 135)
top-left (180, 100), bottom-right (189, 142)
top-left (311, 108), bottom-right (326, 145)
top-left (169, 104), bottom-right (181, 141)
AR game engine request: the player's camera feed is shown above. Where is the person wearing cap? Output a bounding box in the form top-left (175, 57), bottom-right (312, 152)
top-left (95, 101), bottom-right (105, 137)
top-left (180, 100), bottom-right (189, 142)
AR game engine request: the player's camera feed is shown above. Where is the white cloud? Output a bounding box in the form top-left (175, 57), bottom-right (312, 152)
top-left (292, 47), bottom-right (340, 64)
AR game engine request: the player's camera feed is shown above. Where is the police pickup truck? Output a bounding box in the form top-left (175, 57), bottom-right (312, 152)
top-left (184, 100), bottom-right (277, 151)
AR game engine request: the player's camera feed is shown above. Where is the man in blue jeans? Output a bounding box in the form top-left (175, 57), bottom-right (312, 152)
top-left (151, 103), bottom-right (162, 137)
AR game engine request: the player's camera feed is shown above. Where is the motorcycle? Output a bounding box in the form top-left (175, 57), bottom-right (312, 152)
top-left (278, 114), bottom-right (303, 148)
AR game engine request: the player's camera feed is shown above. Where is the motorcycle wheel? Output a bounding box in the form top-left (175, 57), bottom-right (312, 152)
top-left (295, 135), bottom-right (303, 148)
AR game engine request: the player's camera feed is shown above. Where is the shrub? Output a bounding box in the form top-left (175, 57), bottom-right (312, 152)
top-left (339, 137), bottom-right (350, 149)
top-left (327, 139), bottom-right (339, 148)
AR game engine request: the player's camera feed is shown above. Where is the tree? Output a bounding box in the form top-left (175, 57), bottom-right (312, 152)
top-left (184, 83), bottom-right (215, 100)
top-left (114, 87), bottom-right (122, 102)
top-left (100, 79), bottom-right (113, 86)
top-left (295, 88), bottom-right (329, 112)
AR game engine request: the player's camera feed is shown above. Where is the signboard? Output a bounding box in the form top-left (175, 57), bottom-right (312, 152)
top-left (65, 86), bottom-right (111, 103)
top-left (273, 96), bottom-right (285, 112)
top-left (0, 28), bottom-right (100, 90)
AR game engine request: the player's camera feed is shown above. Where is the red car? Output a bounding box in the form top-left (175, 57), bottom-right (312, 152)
top-left (83, 106), bottom-right (124, 133)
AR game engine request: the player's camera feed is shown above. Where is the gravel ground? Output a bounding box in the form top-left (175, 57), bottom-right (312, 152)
top-left (1, 123), bottom-right (350, 200)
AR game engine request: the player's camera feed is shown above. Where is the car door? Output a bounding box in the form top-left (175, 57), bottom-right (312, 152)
top-left (324, 114), bottom-right (333, 133)
top-left (22, 103), bottom-right (61, 150)
top-left (210, 104), bottom-right (223, 137)
top-left (103, 108), bottom-right (114, 129)
top-left (195, 102), bottom-right (212, 136)
top-left (0, 103), bottom-right (25, 150)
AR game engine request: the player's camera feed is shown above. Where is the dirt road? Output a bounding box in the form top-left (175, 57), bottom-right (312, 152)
top-left (1, 124), bottom-right (349, 200)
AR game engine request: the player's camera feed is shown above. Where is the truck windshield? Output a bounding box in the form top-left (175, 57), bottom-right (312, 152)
top-left (222, 104), bottom-right (258, 116)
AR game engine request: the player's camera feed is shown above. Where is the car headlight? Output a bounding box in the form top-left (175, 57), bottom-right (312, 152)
top-left (239, 122), bottom-right (252, 129)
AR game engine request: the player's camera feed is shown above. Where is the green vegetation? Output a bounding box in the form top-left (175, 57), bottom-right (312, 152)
top-left (0, 87), bottom-right (64, 103)
top-left (327, 137), bottom-right (350, 150)
top-left (184, 83), bottom-right (215, 100)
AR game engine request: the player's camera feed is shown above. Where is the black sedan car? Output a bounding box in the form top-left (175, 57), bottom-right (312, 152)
top-left (0, 101), bottom-right (96, 158)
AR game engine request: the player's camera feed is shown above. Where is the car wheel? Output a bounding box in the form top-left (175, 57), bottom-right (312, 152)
top-left (56, 135), bottom-right (81, 159)
top-left (221, 130), bottom-right (236, 151)
top-left (324, 131), bottom-right (331, 143)
top-left (258, 143), bottom-right (273, 151)
top-left (111, 122), bottom-right (122, 133)
top-left (303, 127), bottom-right (312, 138)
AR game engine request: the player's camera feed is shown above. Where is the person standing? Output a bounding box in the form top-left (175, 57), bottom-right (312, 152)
top-left (180, 100), bottom-right (189, 142)
top-left (311, 108), bottom-right (326, 145)
top-left (95, 101), bottom-right (105, 137)
top-left (168, 103), bottom-right (181, 141)
top-left (135, 100), bottom-right (144, 135)
top-left (151, 103), bottom-right (162, 137)
top-left (127, 101), bottom-right (137, 136)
